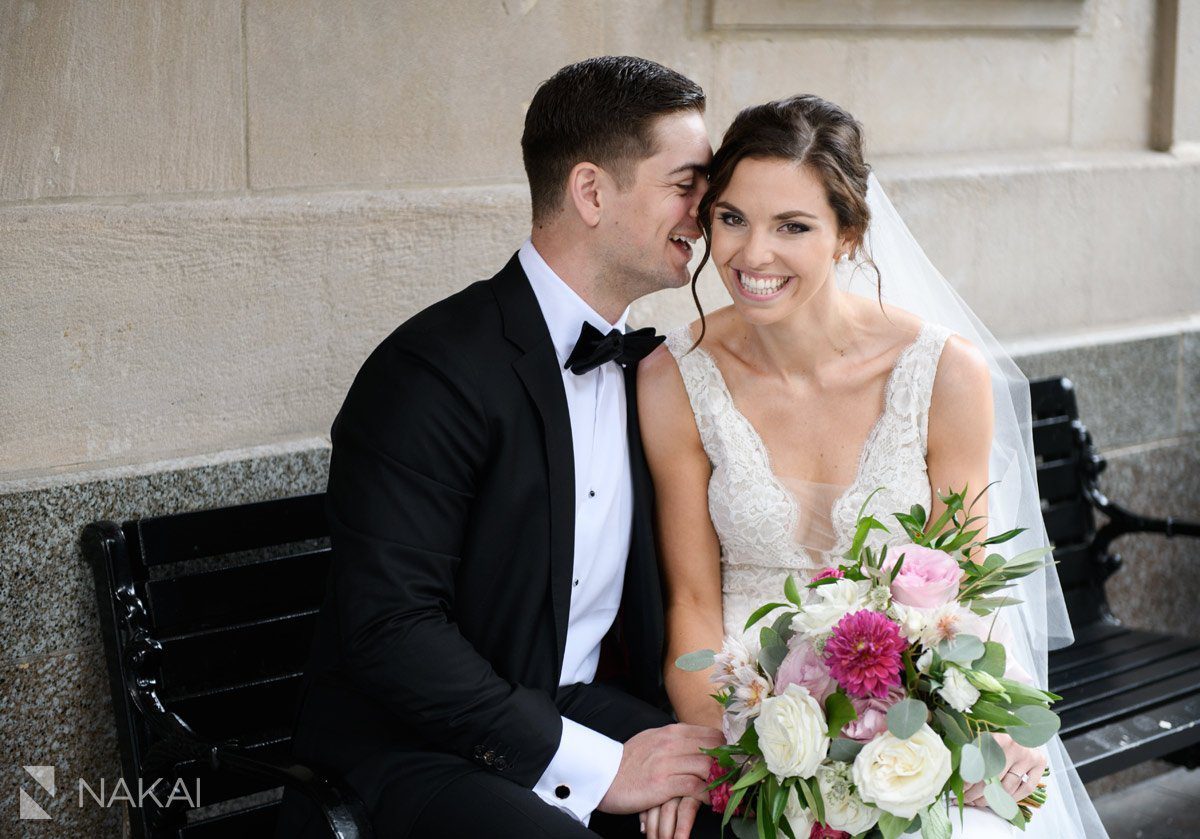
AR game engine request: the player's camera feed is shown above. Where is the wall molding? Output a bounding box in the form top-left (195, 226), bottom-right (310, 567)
top-left (710, 0), bottom-right (1089, 33)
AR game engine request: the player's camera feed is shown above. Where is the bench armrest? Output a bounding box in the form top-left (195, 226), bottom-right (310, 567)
top-left (212, 746), bottom-right (374, 839)
top-left (1087, 486), bottom-right (1200, 559)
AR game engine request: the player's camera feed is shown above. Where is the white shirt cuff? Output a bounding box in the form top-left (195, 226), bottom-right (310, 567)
top-left (532, 716), bottom-right (624, 824)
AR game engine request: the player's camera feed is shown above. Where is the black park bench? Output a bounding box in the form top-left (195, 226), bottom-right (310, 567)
top-left (1035, 377), bottom-right (1200, 781)
top-left (82, 376), bottom-right (1199, 836)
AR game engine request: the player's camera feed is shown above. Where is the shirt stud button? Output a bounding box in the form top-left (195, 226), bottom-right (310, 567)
top-left (573, 579), bottom-right (579, 586)
top-left (588, 490), bottom-right (595, 498)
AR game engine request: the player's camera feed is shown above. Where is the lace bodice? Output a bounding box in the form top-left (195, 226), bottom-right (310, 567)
top-left (664, 323), bottom-right (953, 637)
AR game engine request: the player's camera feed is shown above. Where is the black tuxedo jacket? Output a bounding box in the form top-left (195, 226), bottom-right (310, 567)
top-left (288, 254), bottom-right (666, 822)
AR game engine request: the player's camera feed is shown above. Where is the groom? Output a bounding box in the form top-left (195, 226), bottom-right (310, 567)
top-left (277, 56), bottom-right (721, 838)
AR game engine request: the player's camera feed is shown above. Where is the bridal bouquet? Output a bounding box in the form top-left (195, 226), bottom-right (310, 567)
top-left (676, 488), bottom-right (1060, 839)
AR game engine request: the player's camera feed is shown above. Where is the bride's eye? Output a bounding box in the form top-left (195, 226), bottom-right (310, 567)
top-left (718, 211), bottom-right (745, 227)
top-left (781, 222), bottom-right (811, 234)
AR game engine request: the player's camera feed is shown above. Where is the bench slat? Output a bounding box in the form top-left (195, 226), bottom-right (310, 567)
top-left (133, 493), bottom-right (327, 566)
top-left (180, 799), bottom-right (281, 839)
top-left (1058, 658), bottom-right (1200, 733)
top-left (1050, 635), bottom-right (1200, 692)
top-left (145, 548), bottom-right (329, 634)
top-left (159, 612), bottom-right (318, 697)
top-left (1036, 457), bottom-right (1082, 505)
top-left (1042, 498), bottom-right (1093, 548)
top-left (168, 675), bottom-right (304, 745)
top-left (1032, 417), bottom-right (1076, 461)
top-left (1063, 692), bottom-right (1200, 784)
top-left (1050, 625), bottom-right (1160, 676)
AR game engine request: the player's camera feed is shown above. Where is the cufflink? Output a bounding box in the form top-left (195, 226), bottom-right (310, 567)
top-left (555, 784), bottom-right (570, 800)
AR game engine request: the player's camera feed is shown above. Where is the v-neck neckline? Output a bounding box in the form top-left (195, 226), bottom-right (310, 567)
top-left (692, 322), bottom-right (931, 523)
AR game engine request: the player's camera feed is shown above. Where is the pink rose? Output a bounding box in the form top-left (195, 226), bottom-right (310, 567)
top-left (842, 686), bottom-right (905, 742)
top-left (810, 824), bottom-right (851, 839)
top-left (883, 544), bottom-right (963, 608)
top-left (812, 566), bottom-right (845, 582)
top-left (707, 758), bottom-right (733, 814)
top-left (775, 640), bottom-right (837, 703)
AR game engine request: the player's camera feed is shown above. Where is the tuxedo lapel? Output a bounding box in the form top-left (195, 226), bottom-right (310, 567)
top-left (493, 256), bottom-right (576, 678)
top-left (622, 360), bottom-right (665, 699)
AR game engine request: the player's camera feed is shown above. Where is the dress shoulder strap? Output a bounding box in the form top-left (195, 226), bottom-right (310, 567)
top-left (889, 323), bottom-right (954, 450)
top-left (664, 327), bottom-right (732, 458)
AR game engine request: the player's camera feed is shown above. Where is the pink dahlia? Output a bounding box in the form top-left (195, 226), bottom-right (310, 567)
top-left (812, 566), bottom-right (845, 582)
top-left (823, 610), bottom-right (908, 699)
top-left (707, 758), bottom-right (735, 815)
top-left (810, 824), bottom-right (851, 839)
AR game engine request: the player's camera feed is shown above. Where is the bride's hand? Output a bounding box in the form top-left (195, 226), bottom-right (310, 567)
top-left (640, 796), bottom-right (702, 839)
top-left (961, 732), bottom-right (1047, 809)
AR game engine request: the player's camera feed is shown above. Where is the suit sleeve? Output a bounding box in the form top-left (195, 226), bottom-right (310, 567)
top-left (325, 333), bottom-right (562, 788)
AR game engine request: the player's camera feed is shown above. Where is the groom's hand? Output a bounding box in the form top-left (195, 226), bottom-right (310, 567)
top-left (596, 724), bottom-right (724, 815)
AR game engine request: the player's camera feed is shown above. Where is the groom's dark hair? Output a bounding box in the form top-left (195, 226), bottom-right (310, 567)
top-left (522, 56), bottom-right (705, 225)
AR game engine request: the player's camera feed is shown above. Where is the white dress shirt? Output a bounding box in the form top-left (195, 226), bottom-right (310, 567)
top-left (519, 239), bottom-right (631, 823)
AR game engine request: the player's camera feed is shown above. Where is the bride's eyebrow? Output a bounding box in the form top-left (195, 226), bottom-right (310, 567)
top-left (714, 201), bottom-right (817, 222)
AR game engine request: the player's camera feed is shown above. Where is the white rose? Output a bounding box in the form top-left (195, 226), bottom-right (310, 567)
top-left (783, 786), bottom-right (815, 837)
top-left (792, 579), bottom-right (872, 639)
top-left (816, 761), bottom-right (881, 834)
top-left (852, 724), bottom-right (953, 819)
top-left (938, 666), bottom-right (981, 713)
top-left (756, 684), bottom-right (830, 779)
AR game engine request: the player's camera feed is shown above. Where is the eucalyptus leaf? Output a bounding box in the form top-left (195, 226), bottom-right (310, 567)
top-left (959, 742), bottom-right (984, 784)
top-left (920, 801), bottom-right (952, 839)
top-left (675, 649), bottom-right (716, 671)
top-left (760, 626), bottom-right (782, 649)
top-left (730, 816), bottom-right (758, 839)
top-left (1007, 705), bottom-right (1062, 748)
top-left (937, 634), bottom-right (985, 665)
top-left (933, 708), bottom-right (970, 745)
top-left (829, 737), bottom-right (865, 762)
top-left (975, 642), bottom-right (1007, 678)
top-left (983, 779), bottom-right (1019, 819)
top-left (886, 698), bottom-right (928, 740)
top-left (771, 610), bottom-right (797, 645)
top-left (759, 643), bottom-right (788, 679)
top-left (976, 733), bottom-right (1007, 779)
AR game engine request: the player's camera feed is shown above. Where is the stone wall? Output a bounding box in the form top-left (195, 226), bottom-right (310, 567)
top-left (3, 0), bottom-right (1198, 478)
top-left (2, 1), bottom-right (1198, 836)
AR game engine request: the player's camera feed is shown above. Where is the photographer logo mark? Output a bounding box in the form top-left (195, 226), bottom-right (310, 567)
top-left (20, 766), bottom-right (54, 820)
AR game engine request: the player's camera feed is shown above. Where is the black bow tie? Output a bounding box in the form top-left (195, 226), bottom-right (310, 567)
top-left (564, 322), bottom-right (665, 375)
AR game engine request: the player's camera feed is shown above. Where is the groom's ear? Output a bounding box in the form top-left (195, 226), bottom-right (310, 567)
top-left (566, 161), bottom-right (605, 228)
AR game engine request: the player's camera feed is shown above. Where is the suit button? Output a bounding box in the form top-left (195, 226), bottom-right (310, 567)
top-left (473, 745), bottom-right (484, 759)
top-left (495, 757), bottom-right (508, 771)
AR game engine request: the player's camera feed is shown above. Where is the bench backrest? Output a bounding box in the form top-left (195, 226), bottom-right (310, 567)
top-left (1029, 376), bottom-right (1112, 628)
top-left (84, 493), bottom-right (331, 838)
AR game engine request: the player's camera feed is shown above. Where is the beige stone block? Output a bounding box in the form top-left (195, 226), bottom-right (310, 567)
top-left (877, 152), bottom-right (1200, 341)
top-left (0, 1), bottom-right (244, 201)
top-left (603, 0), bottom-right (716, 109)
top-left (1069, 0), bottom-right (1157, 149)
top-left (0, 186), bottom-right (530, 476)
top-left (856, 35), bottom-right (1073, 155)
top-left (1171, 1), bottom-right (1200, 148)
top-left (708, 38), bottom-right (859, 140)
top-left (246, 0), bottom-right (602, 190)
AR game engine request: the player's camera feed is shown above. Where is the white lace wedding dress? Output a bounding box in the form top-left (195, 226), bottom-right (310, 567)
top-left (665, 323), bottom-right (1022, 838)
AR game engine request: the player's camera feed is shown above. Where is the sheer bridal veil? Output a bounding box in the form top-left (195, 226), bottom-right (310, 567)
top-left (842, 174), bottom-right (1107, 838)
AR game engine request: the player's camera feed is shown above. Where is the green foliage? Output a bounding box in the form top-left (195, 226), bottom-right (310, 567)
top-left (920, 801), bottom-right (952, 839)
top-left (745, 602), bottom-right (789, 631)
top-left (825, 691), bottom-right (859, 739)
top-left (675, 649), bottom-right (715, 671)
top-left (887, 698), bottom-right (929, 740)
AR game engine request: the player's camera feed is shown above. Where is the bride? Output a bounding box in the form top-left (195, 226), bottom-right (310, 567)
top-left (637, 96), bottom-right (1105, 838)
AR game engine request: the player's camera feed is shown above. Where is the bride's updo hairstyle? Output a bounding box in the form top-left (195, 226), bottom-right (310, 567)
top-left (690, 94), bottom-right (876, 345)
